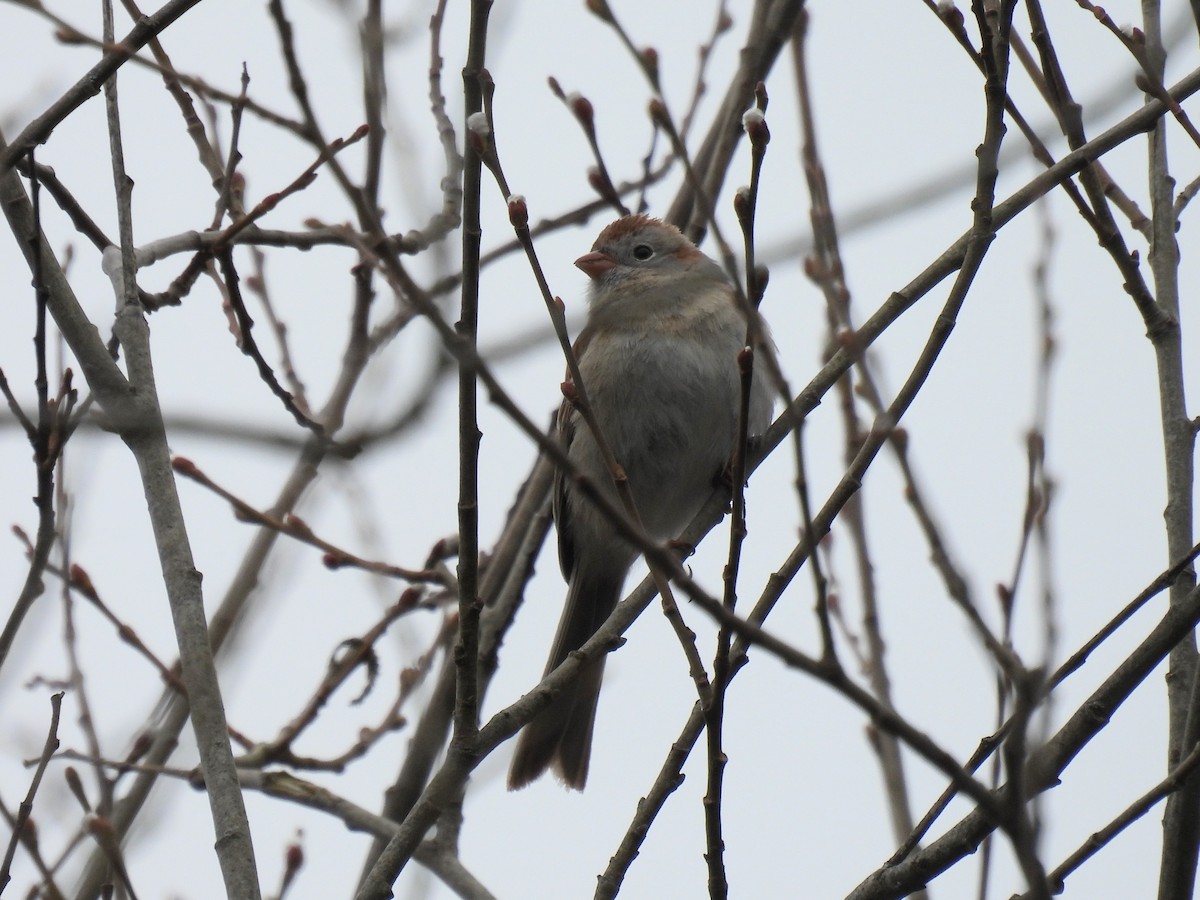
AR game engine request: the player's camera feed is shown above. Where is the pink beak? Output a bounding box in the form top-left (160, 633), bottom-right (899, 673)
top-left (575, 251), bottom-right (617, 279)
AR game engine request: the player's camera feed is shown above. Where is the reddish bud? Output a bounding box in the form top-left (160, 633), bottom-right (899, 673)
top-left (397, 587), bottom-right (421, 610)
top-left (171, 456), bottom-right (197, 476)
top-left (507, 195), bottom-right (529, 228)
top-left (647, 97), bottom-right (669, 126)
top-left (754, 265), bottom-right (770, 295)
top-left (428, 535), bottom-right (458, 562)
top-left (285, 840), bottom-right (305, 874)
top-left (65, 767), bottom-right (91, 813)
top-left (585, 0), bottom-right (614, 22)
top-left (737, 346), bottom-right (755, 373)
top-left (69, 564), bottom-right (94, 595)
top-left (1027, 429), bottom-right (1045, 458)
top-left (569, 93), bottom-right (595, 128)
top-left (890, 427), bottom-right (908, 452)
top-left (733, 186), bottom-right (752, 222)
top-left (641, 47), bottom-right (660, 84)
top-left (560, 380), bottom-right (578, 402)
top-left (742, 109), bottom-right (770, 148)
top-left (400, 665), bottom-right (419, 691)
top-left (996, 583), bottom-right (1014, 616)
top-left (285, 514), bottom-right (311, 536)
top-left (939, 2), bottom-right (965, 31)
top-left (87, 815), bottom-right (115, 840)
top-left (322, 552), bottom-right (342, 569)
top-left (586, 167), bottom-right (609, 198)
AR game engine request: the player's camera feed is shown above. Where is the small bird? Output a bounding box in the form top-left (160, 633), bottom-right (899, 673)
top-left (507, 214), bottom-right (774, 790)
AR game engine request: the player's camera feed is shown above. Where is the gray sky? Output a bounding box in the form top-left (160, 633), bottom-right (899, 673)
top-left (2, 1), bottom-right (1199, 898)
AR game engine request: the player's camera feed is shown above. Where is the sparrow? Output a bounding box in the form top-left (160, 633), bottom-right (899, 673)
top-left (508, 214), bottom-right (774, 790)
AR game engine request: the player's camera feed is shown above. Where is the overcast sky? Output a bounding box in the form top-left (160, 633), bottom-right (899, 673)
top-left (3, 2), bottom-right (1200, 898)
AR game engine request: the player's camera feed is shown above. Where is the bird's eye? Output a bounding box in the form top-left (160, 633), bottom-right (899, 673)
top-left (632, 243), bottom-right (655, 261)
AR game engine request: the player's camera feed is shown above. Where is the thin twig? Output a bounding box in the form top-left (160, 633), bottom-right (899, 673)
top-left (0, 692), bottom-right (63, 894)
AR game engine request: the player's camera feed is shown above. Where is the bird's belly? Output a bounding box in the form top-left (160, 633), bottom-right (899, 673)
top-left (582, 332), bottom-right (742, 539)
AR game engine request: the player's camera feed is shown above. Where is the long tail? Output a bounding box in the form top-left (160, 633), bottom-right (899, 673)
top-left (508, 566), bottom-right (623, 790)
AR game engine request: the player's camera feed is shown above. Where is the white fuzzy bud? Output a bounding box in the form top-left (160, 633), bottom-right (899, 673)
top-left (466, 112), bottom-right (490, 137)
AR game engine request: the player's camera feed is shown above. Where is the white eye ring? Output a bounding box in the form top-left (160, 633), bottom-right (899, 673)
top-left (632, 244), bottom-right (654, 261)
